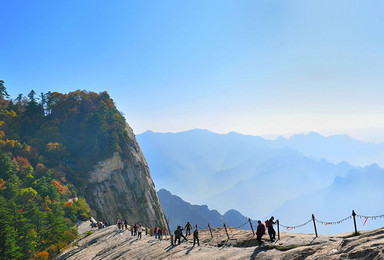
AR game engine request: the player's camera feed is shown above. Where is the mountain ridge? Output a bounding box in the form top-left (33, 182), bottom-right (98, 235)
top-left (158, 188), bottom-right (253, 231)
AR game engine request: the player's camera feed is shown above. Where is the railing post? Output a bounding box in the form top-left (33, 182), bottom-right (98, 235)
top-left (312, 214), bottom-right (318, 237)
top-left (277, 219), bottom-right (280, 240)
top-left (223, 223), bottom-right (230, 240)
top-left (248, 218), bottom-right (255, 236)
top-left (166, 216), bottom-right (173, 245)
top-left (208, 223), bottom-right (213, 238)
top-left (352, 210), bottom-right (358, 235)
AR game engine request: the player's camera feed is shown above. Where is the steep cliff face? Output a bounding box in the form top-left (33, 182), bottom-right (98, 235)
top-left (85, 123), bottom-right (167, 228)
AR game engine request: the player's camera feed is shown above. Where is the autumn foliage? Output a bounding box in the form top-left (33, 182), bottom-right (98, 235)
top-left (0, 87), bottom-right (115, 259)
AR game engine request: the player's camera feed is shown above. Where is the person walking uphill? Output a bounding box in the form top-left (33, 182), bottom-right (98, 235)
top-left (268, 216), bottom-right (277, 242)
top-left (256, 220), bottom-right (265, 246)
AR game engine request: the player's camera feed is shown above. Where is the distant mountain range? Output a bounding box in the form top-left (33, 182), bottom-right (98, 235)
top-left (158, 189), bottom-right (253, 231)
top-left (138, 129), bottom-right (384, 233)
top-left (271, 163), bottom-right (384, 234)
top-left (270, 131), bottom-right (384, 166)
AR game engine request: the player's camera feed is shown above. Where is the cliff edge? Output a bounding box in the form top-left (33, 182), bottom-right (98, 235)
top-left (85, 123), bottom-right (167, 228)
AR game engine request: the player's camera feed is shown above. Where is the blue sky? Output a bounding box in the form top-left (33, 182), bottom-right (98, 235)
top-left (1, 0), bottom-right (384, 136)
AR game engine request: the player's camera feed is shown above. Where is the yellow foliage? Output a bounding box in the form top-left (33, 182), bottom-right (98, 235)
top-left (46, 142), bottom-right (60, 151)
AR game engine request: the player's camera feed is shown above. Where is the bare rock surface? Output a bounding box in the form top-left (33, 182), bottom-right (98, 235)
top-left (84, 124), bottom-right (167, 228)
top-left (57, 224), bottom-right (384, 260)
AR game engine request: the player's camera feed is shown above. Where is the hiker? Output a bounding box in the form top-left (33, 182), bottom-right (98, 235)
top-left (133, 224), bottom-right (138, 236)
top-left (158, 227), bottom-right (163, 240)
top-left (154, 226), bottom-right (158, 239)
top-left (130, 225), bottom-right (134, 236)
top-left (174, 226), bottom-right (188, 245)
top-left (124, 220), bottom-right (128, 230)
top-left (185, 222), bottom-right (192, 236)
top-left (267, 216), bottom-right (277, 242)
top-left (193, 228), bottom-right (199, 246)
top-left (137, 225), bottom-right (143, 239)
top-left (256, 220), bottom-right (265, 246)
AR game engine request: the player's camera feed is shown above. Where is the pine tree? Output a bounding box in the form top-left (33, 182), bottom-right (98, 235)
top-left (0, 197), bottom-right (22, 260)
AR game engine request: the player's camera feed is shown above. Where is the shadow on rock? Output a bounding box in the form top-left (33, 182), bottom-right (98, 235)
top-left (165, 244), bottom-right (179, 252)
top-left (250, 246), bottom-right (268, 260)
top-left (186, 246), bottom-right (197, 255)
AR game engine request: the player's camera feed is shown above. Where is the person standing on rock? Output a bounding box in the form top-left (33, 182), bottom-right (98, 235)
top-left (256, 220), bottom-right (265, 246)
top-left (154, 226), bottom-right (158, 239)
top-left (133, 224), bottom-right (138, 235)
top-left (124, 220), bottom-right (128, 230)
top-left (158, 227), bottom-right (163, 240)
top-left (268, 216), bottom-right (277, 242)
top-left (193, 227), bottom-right (199, 246)
top-left (174, 226), bottom-right (188, 245)
top-left (185, 222), bottom-right (192, 237)
top-left (174, 226), bottom-right (182, 245)
top-left (137, 225), bottom-right (143, 239)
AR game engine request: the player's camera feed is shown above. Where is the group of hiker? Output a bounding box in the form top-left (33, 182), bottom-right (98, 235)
top-left (256, 216), bottom-right (277, 246)
top-left (93, 217), bottom-right (277, 248)
top-left (174, 222), bottom-right (199, 246)
top-left (116, 218), bottom-right (129, 230)
top-left (130, 223), bottom-right (144, 239)
top-left (153, 226), bottom-right (165, 240)
top-left (115, 219), bottom-right (144, 239)
top-left (170, 218), bottom-right (276, 248)
top-left (90, 220), bottom-right (111, 229)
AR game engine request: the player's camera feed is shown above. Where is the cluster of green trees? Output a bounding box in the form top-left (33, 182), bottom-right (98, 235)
top-left (0, 81), bottom-right (128, 259)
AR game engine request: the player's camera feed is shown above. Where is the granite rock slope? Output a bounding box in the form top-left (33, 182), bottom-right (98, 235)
top-left (84, 124), bottom-right (167, 229)
top-left (57, 221), bottom-right (384, 260)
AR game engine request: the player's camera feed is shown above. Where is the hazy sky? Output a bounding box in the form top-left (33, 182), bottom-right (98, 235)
top-left (1, 0), bottom-right (384, 136)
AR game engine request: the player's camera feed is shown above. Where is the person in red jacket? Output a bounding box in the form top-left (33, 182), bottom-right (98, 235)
top-left (256, 220), bottom-right (265, 246)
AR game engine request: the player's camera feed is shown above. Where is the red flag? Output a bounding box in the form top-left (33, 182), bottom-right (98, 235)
top-left (363, 217), bottom-right (368, 227)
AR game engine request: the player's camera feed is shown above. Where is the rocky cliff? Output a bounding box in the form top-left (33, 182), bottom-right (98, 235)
top-left (85, 123), bottom-right (167, 228)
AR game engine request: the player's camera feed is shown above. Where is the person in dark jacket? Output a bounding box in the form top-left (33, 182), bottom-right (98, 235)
top-left (174, 226), bottom-right (188, 245)
top-left (158, 227), bottom-right (163, 240)
top-left (185, 222), bottom-right (192, 236)
top-left (193, 228), bottom-right (199, 246)
top-left (256, 220), bottom-right (265, 246)
top-left (268, 216), bottom-right (276, 242)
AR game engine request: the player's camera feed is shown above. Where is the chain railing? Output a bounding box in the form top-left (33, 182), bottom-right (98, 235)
top-left (279, 219), bottom-right (313, 230)
top-left (163, 209), bottom-right (384, 246)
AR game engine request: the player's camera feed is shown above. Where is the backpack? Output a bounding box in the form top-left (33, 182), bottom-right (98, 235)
top-left (265, 220), bottom-right (269, 228)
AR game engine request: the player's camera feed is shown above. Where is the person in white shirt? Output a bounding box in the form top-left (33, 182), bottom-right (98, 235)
top-left (137, 225), bottom-right (143, 239)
